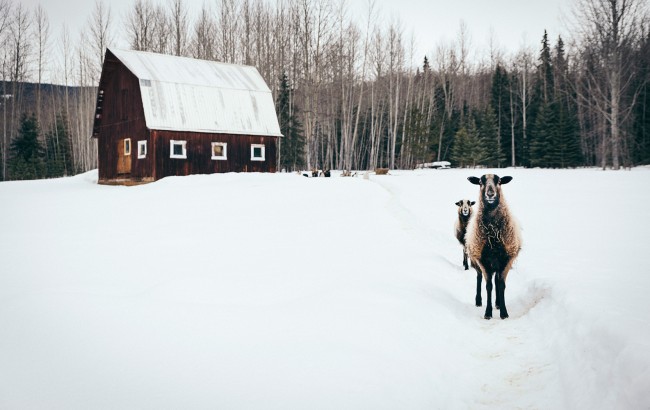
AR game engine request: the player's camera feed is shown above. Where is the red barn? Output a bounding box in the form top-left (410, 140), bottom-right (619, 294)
top-left (92, 48), bottom-right (282, 185)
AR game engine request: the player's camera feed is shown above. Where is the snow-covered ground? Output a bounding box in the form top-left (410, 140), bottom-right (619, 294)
top-left (1, 168), bottom-right (649, 409)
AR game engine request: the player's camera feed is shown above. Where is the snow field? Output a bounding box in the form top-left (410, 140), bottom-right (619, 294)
top-left (1, 168), bottom-right (649, 409)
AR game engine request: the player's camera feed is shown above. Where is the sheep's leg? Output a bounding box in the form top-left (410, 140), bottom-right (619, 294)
top-left (475, 271), bottom-right (482, 306)
top-left (497, 258), bottom-right (515, 319)
top-left (495, 279), bottom-right (502, 310)
top-left (496, 258), bottom-right (513, 309)
top-left (484, 272), bottom-right (493, 320)
top-left (463, 250), bottom-right (469, 270)
top-left (501, 258), bottom-right (516, 282)
top-left (471, 261), bottom-right (483, 306)
top-left (496, 273), bottom-right (508, 319)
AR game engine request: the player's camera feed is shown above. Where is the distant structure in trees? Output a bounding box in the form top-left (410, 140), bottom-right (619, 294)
top-left (92, 48), bottom-right (282, 185)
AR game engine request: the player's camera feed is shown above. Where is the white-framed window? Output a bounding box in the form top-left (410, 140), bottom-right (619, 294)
top-left (170, 140), bottom-right (187, 159)
top-left (124, 138), bottom-right (131, 156)
top-left (251, 144), bottom-right (265, 161)
top-left (211, 142), bottom-right (227, 160)
top-left (137, 140), bottom-right (147, 159)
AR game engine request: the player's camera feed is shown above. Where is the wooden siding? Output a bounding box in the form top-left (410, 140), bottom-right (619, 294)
top-left (95, 50), bottom-right (152, 183)
top-left (152, 131), bottom-right (277, 178)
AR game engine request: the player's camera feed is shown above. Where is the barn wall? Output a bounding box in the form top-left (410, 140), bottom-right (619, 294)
top-left (95, 50), bottom-right (152, 183)
top-left (152, 131), bottom-right (278, 179)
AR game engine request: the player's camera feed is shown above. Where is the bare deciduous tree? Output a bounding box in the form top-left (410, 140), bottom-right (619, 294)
top-left (87, 0), bottom-right (113, 80)
top-left (512, 47), bottom-right (534, 166)
top-left (169, 0), bottom-right (188, 56)
top-left (217, 0), bottom-right (240, 63)
top-left (33, 4), bottom-right (48, 129)
top-left (59, 23), bottom-right (74, 168)
top-left (0, 0), bottom-right (11, 180)
top-left (573, 0), bottom-right (647, 169)
top-left (127, 0), bottom-right (158, 52)
top-left (191, 3), bottom-right (216, 60)
top-left (8, 2), bottom-right (33, 151)
top-left (434, 40), bottom-right (459, 161)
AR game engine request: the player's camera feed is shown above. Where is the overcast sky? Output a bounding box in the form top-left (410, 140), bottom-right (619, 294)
top-left (23, 0), bottom-right (570, 75)
top-left (371, 0), bottom-right (569, 58)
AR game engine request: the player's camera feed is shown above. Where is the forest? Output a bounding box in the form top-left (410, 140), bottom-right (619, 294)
top-left (1, 0), bottom-right (649, 180)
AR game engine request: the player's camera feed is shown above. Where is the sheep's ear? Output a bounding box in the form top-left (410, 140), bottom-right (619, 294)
top-left (500, 176), bottom-right (513, 185)
top-left (470, 201), bottom-right (476, 206)
top-left (468, 176), bottom-right (481, 185)
top-left (455, 201), bottom-right (462, 206)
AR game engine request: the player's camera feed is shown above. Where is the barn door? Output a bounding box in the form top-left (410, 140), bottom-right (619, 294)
top-left (117, 138), bottom-right (132, 174)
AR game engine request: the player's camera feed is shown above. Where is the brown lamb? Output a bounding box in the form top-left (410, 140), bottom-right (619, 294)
top-left (454, 199), bottom-right (475, 270)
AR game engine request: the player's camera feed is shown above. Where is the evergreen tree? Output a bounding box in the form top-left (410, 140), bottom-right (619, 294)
top-left (551, 35), bottom-right (583, 167)
top-left (528, 30), bottom-right (556, 167)
top-left (406, 106), bottom-right (429, 164)
top-left (9, 113), bottom-right (45, 180)
top-left (276, 72), bottom-right (305, 171)
top-left (410, 56), bottom-right (434, 164)
top-left (554, 102), bottom-right (583, 167)
top-left (423, 56), bottom-right (431, 74)
top-left (530, 101), bottom-right (554, 167)
top-left (531, 99), bottom-right (582, 168)
top-left (451, 116), bottom-right (486, 168)
top-left (632, 31), bottom-right (650, 165)
top-left (429, 84), bottom-right (461, 162)
top-left (467, 116), bottom-right (487, 167)
top-left (450, 126), bottom-right (471, 167)
top-left (553, 36), bottom-right (567, 96)
top-left (545, 102), bottom-right (564, 167)
top-left (539, 30), bottom-right (554, 104)
top-left (491, 64), bottom-right (511, 164)
top-left (480, 104), bottom-right (504, 167)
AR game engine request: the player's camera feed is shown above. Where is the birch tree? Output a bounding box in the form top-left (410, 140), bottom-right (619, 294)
top-left (59, 24), bottom-right (74, 168)
top-left (33, 5), bottom-right (48, 129)
top-left (512, 46), bottom-right (534, 166)
top-left (0, 0), bottom-right (11, 180)
top-left (9, 3), bottom-right (32, 148)
top-left (387, 19), bottom-right (404, 168)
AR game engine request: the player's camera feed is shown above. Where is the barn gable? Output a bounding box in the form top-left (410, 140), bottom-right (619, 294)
top-left (108, 48), bottom-right (282, 137)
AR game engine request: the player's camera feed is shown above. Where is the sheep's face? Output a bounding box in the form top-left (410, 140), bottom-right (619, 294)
top-left (455, 199), bottom-right (475, 217)
top-left (468, 174), bottom-right (513, 207)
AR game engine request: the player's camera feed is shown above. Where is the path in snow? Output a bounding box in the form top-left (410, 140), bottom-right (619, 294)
top-left (372, 172), bottom-right (569, 408)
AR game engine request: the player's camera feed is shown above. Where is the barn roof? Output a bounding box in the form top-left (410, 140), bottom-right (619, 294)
top-left (109, 48), bottom-right (282, 137)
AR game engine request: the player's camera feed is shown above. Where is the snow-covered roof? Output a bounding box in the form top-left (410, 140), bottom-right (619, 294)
top-left (109, 48), bottom-right (282, 137)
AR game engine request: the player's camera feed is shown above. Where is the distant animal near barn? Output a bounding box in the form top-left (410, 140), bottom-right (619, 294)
top-left (91, 48), bottom-right (283, 185)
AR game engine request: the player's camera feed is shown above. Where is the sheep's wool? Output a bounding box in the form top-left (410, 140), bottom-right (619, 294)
top-left (466, 196), bottom-right (522, 280)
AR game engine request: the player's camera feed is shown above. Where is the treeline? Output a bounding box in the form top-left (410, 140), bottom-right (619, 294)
top-left (1, 0), bottom-right (649, 181)
top-left (0, 82), bottom-right (95, 180)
